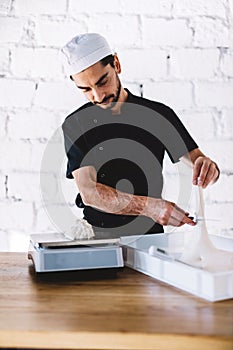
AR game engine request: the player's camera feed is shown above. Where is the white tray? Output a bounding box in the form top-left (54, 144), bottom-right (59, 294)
top-left (121, 233), bottom-right (233, 302)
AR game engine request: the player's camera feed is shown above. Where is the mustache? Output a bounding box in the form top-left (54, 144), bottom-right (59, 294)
top-left (94, 94), bottom-right (115, 105)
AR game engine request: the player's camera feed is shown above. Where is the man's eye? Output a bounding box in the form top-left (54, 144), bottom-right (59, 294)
top-left (98, 80), bottom-right (107, 87)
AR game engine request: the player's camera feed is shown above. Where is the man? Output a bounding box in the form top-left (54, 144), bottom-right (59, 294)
top-left (61, 33), bottom-right (219, 235)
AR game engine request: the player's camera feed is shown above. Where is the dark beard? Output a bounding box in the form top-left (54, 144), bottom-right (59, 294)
top-left (94, 74), bottom-right (122, 109)
top-left (110, 75), bottom-right (122, 107)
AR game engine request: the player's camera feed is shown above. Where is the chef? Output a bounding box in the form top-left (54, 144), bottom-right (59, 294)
top-left (61, 33), bottom-right (220, 236)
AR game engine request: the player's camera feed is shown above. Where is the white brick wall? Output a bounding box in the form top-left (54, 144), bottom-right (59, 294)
top-left (33, 81), bottom-right (82, 111)
top-left (35, 18), bottom-right (87, 47)
top-left (0, 47), bottom-right (9, 73)
top-left (142, 18), bottom-right (193, 47)
top-left (7, 109), bottom-right (60, 140)
top-left (7, 172), bottom-right (57, 202)
top-left (192, 18), bottom-right (230, 47)
top-left (0, 174), bottom-right (6, 199)
top-left (220, 109), bottom-right (233, 139)
top-left (179, 111), bottom-right (216, 142)
top-left (195, 82), bottom-right (233, 108)
top-left (13, 0), bottom-right (67, 15)
top-left (88, 15), bottom-right (141, 48)
top-left (120, 0), bottom-right (172, 15)
top-left (0, 201), bottom-right (34, 231)
top-left (0, 139), bottom-right (32, 172)
top-left (0, 110), bottom-right (7, 138)
top-left (0, 0), bottom-right (232, 251)
top-left (172, 0), bottom-right (226, 17)
top-left (0, 79), bottom-right (35, 108)
top-left (220, 50), bottom-right (233, 77)
top-left (11, 48), bottom-right (63, 79)
top-left (69, 0), bottom-right (122, 15)
top-left (120, 49), bottom-right (167, 81)
top-left (169, 49), bottom-right (219, 79)
top-left (0, 17), bottom-right (25, 43)
top-left (144, 81), bottom-right (193, 110)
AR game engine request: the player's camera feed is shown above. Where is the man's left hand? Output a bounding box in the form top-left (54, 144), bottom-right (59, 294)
top-left (192, 156), bottom-right (220, 188)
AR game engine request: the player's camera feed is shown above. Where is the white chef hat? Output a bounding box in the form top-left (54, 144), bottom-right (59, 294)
top-left (60, 33), bottom-right (114, 76)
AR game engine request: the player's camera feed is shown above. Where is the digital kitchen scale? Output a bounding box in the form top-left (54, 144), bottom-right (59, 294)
top-left (28, 233), bottom-right (124, 273)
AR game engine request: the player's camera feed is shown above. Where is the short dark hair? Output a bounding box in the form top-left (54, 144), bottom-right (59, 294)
top-left (100, 54), bottom-right (115, 68)
top-left (70, 54), bottom-right (115, 80)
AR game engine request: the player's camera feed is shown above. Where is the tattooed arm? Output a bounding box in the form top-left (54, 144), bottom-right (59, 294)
top-left (72, 166), bottom-right (195, 227)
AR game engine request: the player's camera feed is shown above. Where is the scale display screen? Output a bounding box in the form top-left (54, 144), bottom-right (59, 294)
top-left (43, 247), bottom-right (121, 271)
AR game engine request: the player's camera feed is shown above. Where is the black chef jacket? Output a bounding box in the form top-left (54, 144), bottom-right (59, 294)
top-left (62, 89), bottom-right (198, 235)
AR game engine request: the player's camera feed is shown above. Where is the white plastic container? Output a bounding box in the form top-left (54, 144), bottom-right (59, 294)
top-left (121, 233), bottom-right (233, 302)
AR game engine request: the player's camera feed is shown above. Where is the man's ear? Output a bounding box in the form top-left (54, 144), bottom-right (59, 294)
top-left (114, 54), bottom-right (121, 74)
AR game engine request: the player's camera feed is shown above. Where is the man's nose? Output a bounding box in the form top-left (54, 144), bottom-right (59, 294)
top-left (92, 88), bottom-right (105, 104)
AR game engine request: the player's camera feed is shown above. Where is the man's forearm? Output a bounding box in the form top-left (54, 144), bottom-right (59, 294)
top-left (84, 181), bottom-right (154, 217)
top-left (74, 167), bottom-right (195, 227)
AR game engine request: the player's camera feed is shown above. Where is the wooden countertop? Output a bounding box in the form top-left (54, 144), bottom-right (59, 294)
top-left (0, 252), bottom-right (232, 350)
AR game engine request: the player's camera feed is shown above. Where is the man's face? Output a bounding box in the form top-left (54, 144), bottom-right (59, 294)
top-left (72, 57), bottom-right (122, 110)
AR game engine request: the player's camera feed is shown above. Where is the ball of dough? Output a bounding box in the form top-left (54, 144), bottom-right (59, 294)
top-left (65, 219), bottom-right (95, 240)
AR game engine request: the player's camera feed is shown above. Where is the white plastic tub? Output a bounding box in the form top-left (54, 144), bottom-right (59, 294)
top-left (121, 233), bottom-right (233, 302)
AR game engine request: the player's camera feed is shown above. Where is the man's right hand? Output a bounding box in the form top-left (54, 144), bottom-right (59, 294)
top-left (147, 198), bottom-right (196, 227)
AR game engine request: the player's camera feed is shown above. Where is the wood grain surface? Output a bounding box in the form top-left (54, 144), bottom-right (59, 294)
top-left (0, 252), bottom-right (232, 349)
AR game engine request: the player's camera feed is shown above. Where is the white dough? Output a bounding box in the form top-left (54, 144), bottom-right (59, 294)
top-left (65, 218), bottom-right (95, 240)
top-left (180, 187), bottom-right (233, 272)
